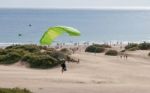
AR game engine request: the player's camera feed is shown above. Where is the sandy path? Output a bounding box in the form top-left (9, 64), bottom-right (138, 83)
top-left (0, 51), bottom-right (150, 93)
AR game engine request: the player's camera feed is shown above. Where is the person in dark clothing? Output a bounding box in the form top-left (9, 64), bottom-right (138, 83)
top-left (60, 59), bottom-right (67, 73)
top-left (120, 55), bottom-right (122, 59)
top-left (125, 55), bottom-right (128, 59)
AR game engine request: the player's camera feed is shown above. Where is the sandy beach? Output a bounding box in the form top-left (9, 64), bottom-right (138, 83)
top-left (0, 48), bottom-right (150, 93)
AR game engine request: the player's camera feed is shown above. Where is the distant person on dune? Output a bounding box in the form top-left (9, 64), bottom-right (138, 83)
top-left (125, 55), bottom-right (128, 59)
top-left (124, 54), bottom-right (128, 60)
top-left (77, 59), bottom-right (80, 64)
top-left (120, 55), bottom-right (122, 59)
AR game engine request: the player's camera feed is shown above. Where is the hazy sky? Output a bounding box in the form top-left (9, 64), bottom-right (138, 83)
top-left (0, 0), bottom-right (150, 9)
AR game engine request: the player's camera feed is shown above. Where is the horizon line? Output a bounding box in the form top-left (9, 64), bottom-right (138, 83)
top-left (1, 7), bottom-right (150, 11)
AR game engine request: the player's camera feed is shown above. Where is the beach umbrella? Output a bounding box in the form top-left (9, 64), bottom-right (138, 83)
top-left (40, 26), bottom-right (81, 45)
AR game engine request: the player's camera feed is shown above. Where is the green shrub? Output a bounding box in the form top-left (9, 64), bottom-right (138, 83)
top-left (0, 87), bottom-right (32, 93)
top-left (21, 53), bottom-right (32, 62)
top-left (22, 53), bottom-right (58, 69)
top-left (95, 47), bottom-right (105, 53)
top-left (6, 44), bottom-right (41, 53)
top-left (50, 51), bottom-right (67, 60)
top-left (92, 44), bottom-right (111, 48)
top-left (85, 45), bottom-right (105, 53)
top-left (105, 50), bottom-right (118, 56)
top-left (0, 55), bottom-right (6, 62)
top-left (0, 48), bottom-right (7, 55)
top-left (125, 43), bottom-right (138, 50)
top-left (128, 47), bottom-right (139, 51)
top-left (0, 51), bottom-right (22, 64)
top-left (138, 42), bottom-right (150, 50)
top-left (0, 45), bottom-right (71, 69)
top-left (7, 49), bottom-right (30, 56)
top-left (0, 48), bottom-right (29, 64)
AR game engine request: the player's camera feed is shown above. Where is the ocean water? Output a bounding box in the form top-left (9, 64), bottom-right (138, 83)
top-left (0, 9), bottom-right (150, 44)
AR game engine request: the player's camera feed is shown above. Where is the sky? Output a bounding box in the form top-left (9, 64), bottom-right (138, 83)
top-left (0, 0), bottom-right (150, 9)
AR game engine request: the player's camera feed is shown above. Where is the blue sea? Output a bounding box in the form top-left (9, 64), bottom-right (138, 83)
top-left (0, 9), bottom-right (150, 44)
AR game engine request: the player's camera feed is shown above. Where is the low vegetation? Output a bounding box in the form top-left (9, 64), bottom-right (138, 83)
top-left (92, 44), bottom-right (111, 48)
top-left (138, 42), bottom-right (150, 50)
top-left (125, 43), bottom-right (138, 51)
top-left (105, 50), bottom-right (118, 56)
top-left (125, 42), bottom-right (150, 51)
top-left (0, 87), bottom-right (32, 93)
top-left (0, 44), bottom-right (70, 69)
top-left (85, 44), bottom-right (105, 53)
top-left (85, 44), bottom-right (111, 53)
top-left (22, 53), bottom-right (58, 69)
top-left (5, 44), bottom-right (42, 52)
top-left (0, 51), bottom-right (22, 64)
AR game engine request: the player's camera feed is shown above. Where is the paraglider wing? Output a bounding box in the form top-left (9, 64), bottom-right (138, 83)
top-left (40, 26), bottom-right (80, 45)
top-left (58, 26), bottom-right (80, 36)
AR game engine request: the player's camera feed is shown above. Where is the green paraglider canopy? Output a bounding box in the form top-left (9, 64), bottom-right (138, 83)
top-left (40, 26), bottom-right (81, 45)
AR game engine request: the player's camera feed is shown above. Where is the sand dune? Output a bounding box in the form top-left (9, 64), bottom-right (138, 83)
top-left (0, 50), bottom-right (150, 93)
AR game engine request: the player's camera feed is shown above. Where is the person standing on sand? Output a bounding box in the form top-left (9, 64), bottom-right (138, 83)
top-left (123, 54), bottom-right (128, 60)
top-left (120, 55), bottom-right (122, 59)
top-left (125, 55), bottom-right (128, 59)
top-left (76, 59), bottom-right (80, 64)
top-left (60, 59), bottom-right (67, 73)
